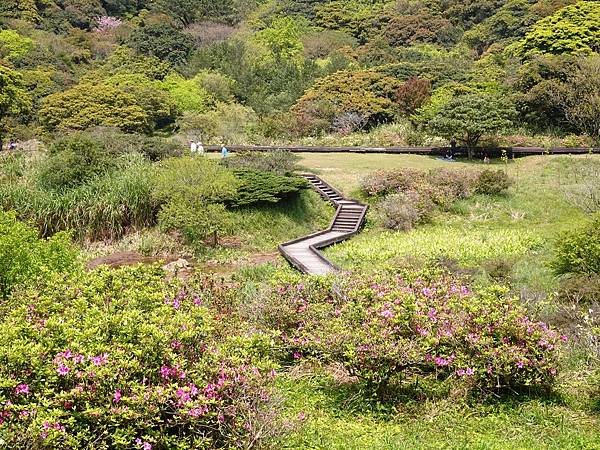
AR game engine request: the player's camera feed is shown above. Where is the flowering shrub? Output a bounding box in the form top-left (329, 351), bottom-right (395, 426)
top-left (0, 266), bottom-right (279, 449)
top-left (263, 272), bottom-right (563, 396)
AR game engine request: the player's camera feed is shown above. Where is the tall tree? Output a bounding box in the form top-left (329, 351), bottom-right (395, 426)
top-left (0, 65), bottom-right (30, 150)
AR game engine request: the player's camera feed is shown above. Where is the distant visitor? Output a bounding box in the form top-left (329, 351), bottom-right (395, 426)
top-left (221, 144), bottom-right (228, 158)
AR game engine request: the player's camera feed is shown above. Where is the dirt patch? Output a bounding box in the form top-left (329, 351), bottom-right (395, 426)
top-left (86, 251), bottom-right (178, 270)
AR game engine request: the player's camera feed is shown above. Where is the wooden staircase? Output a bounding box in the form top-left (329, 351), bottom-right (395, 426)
top-left (279, 174), bottom-right (368, 275)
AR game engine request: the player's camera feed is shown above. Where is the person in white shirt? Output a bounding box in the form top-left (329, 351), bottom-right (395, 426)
top-left (190, 140), bottom-right (197, 154)
top-left (197, 141), bottom-right (205, 156)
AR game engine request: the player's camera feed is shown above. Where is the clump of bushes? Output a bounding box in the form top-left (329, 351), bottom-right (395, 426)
top-left (228, 170), bottom-right (308, 207)
top-left (224, 150), bottom-right (300, 175)
top-left (475, 169), bottom-right (512, 195)
top-left (362, 168), bottom-right (511, 231)
top-left (0, 265), bottom-right (280, 449)
top-left (0, 211), bottom-right (78, 298)
top-left (258, 272), bottom-right (564, 397)
top-left (551, 213), bottom-right (600, 275)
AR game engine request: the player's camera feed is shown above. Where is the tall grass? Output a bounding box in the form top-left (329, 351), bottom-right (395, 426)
top-left (0, 157), bottom-right (158, 240)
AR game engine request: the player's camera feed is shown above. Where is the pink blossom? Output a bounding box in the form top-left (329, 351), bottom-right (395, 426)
top-left (456, 369), bottom-right (466, 376)
top-left (549, 367), bottom-right (557, 376)
top-left (57, 363), bottom-right (70, 376)
top-left (91, 353), bottom-right (108, 366)
top-left (293, 352), bottom-right (302, 359)
top-left (172, 299), bottom-right (181, 310)
top-left (560, 335), bottom-right (568, 342)
top-left (113, 389), bottom-right (121, 403)
top-left (298, 411), bottom-right (306, 421)
top-left (465, 368), bottom-right (474, 376)
top-left (516, 361), bottom-right (525, 369)
top-left (193, 296), bottom-right (202, 306)
top-left (380, 309), bottom-right (394, 319)
top-left (15, 384), bottom-right (29, 395)
top-left (170, 340), bottom-right (182, 350)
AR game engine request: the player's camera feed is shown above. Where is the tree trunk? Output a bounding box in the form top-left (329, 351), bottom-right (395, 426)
top-left (211, 230), bottom-right (218, 247)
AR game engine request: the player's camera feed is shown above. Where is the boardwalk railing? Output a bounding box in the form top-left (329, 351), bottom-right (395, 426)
top-left (279, 174), bottom-right (368, 275)
top-left (202, 144), bottom-right (600, 157)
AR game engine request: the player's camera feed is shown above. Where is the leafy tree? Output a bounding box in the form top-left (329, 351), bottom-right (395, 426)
top-left (177, 102), bottom-right (257, 142)
top-left (314, 0), bottom-right (388, 43)
top-left (0, 30), bottom-right (33, 61)
top-left (39, 82), bottom-right (151, 132)
top-left (425, 93), bottom-right (516, 153)
top-left (152, 157), bottom-right (240, 246)
top-left (383, 12), bottom-right (460, 48)
top-left (160, 73), bottom-right (214, 112)
top-left (0, 65), bottom-right (30, 150)
top-left (128, 23), bottom-right (194, 64)
top-left (153, 0), bottom-right (238, 26)
top-left (253, 17), bottom-right (304, 62)
top-left (395, 77), bottom-right (432, 116)
top-left (292, 70), bottom-right (402, 134)
top-left (511, 1), bottom-right (600, 57)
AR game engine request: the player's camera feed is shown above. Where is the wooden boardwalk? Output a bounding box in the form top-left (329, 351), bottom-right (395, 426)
top-left (279, 174), bottom-right (368, 275)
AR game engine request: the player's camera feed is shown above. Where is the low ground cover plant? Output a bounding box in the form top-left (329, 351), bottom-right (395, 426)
top-left (255, 271), bottom-right (564, 397)
top-left (328, 228), bottom-right (543, 271)
top-left (0, 265), bottom-right (280, 449)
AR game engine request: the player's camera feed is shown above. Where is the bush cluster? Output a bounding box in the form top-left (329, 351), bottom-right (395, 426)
top-left (0, 265), bottom-right (280, 449)
top-left (256, 272), bottom-right (564, 396)
top-left (223, 151), bottom-right (300, 176)
top-left (551, 213), bottom-right (600, 276)
top-left (0, 211), bottom-right (78, 298)
top-left (362, 168), bottom-right (511, 231)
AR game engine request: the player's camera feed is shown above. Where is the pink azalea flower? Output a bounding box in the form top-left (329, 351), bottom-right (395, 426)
top-left (193, 296), bottom-right (202, 306)
top-left (465, 368), bottom-right (474, 376)
top-left (380, 309), bottom-right (394, 319)
top-left (15, 384), bottom-right (29, 395)
top-left (456, 369), bottom-right (466, 376)
top-left (113, 389), bottom-right (121, 403)
top-left (57, 363), bottom-right (70, 376)
top-left (293, 352), bottom-right (302, 359)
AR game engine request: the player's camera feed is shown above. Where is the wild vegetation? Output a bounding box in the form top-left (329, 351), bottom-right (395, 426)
top-left (1, 0), bottom-right (600, 448)
top-left (0, 0), bottom-right (599, 147)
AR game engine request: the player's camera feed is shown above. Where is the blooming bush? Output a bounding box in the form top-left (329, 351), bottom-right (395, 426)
top-left (0, 266), bottom-right (279, 449)
top-left (261, 272), bottom-right (563, 396)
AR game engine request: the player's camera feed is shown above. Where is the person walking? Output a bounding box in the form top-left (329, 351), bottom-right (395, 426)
top-left (197, 140), bottom-right (205, 156)
top-left (221, 143), bottom-right (228, 159)
top-left (190, 140), bottom-right (197, 154)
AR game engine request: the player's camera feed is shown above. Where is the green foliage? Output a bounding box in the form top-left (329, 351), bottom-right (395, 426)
top-left (128, 23), bottom-right (194, 64)
top-left (423, 93), bottom-right (517, 148)
top-left (153, 0), bottom-right (238, 26)
top-left (160, 73), bottom-right (214, 113)
top-left (0, 211), bottom-right (77, 298)
top-left (314, 0), bottom-right (388, 43)
top-left (512, 1), bottom-right (600, 57)
top-left (223, 150), bottom-right (300, 175)
top-left (253, 17), bottom-right (304, 62)
top-left (263, 273), bottom-right (563, 395)
top-left (0, 65), bottom-right (30, 148)
top-left (551, 213), bottom-right (600, 275)
top-left (37, 133), bottom-right (115, 191)
top-left (152, 156), bottom-right (239, 204)
top-left (475, 169), bottom-right (512, 195)
top-left (0, 29), bottom-right (33, 61)
top-left (158, 200), bottom-right (232, 244)
top-left (228, 169), bottom-right (308, 207)
top-left (39, 82), bottom-right (151, 133)
top-left (177, 102), bottom-right (258, 142)
top-left (292, 70), bottom-right (402, 134)
top-left (0, 265), bottom-right (279, 448)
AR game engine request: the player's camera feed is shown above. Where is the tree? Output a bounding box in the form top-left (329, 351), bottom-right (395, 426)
top-left (128, 23), bottom-right (194, 64)
top-left (395, 77), bottom-right (431, 116)
top-left (152, 0), bottom-right (238, 26)
top-left (0, 30), bottom-right (33, 62)
top-left (0, 65), bottom-right (30, 150)
top-left (511, 1), bottom-right (600, 57)
top-left (426, 93), bottom-right (516, 155)
top-left (292, 70), bottom-right (402, 134)
top-left (39, 82), bottom-right (151, 133)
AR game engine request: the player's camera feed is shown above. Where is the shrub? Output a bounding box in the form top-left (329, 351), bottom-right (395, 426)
top-left (378, 192), bottom-right (433, 231)
top-left (475, 170), bottom-right (512, 195)
top-left (557, 274), bottom-right (600, 304)
top-left (37, 134), bottom-right (116, 192)
top-left (0, 211), bottom-right (78, 298)
top-left (0, 265), bottom-right (279, 448)
top-left (361, 168), bottom-right (427, 197)
top-left (551, 213), bottom-right (600, 275)
top-left (262, 273), bottom-right (563, 396)
top-left (223, 151), bottom-right (300, 176)
top-left (228, 170), bottom-right (308, 208)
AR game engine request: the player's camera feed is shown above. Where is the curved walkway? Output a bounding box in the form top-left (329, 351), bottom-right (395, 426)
top-left (279, 174), bottom-right (368, 275)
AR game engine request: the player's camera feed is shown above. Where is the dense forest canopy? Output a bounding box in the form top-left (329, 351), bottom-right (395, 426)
top-left (0, 0), bottom-right (599, 146)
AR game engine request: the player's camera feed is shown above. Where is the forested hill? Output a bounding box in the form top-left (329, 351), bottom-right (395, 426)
top-left (1, 0), bottom-right (599, 146)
